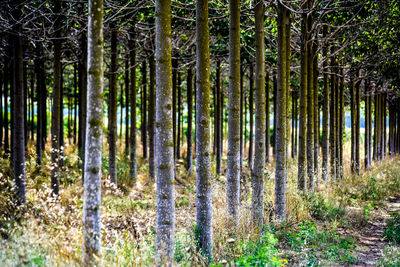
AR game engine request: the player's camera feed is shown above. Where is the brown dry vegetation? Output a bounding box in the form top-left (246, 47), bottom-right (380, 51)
top-left (0, 138), bottom-right (400, 266)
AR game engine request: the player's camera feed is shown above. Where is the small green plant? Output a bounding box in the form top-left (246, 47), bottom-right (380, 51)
top-left (234, 229), bottom-right (286, 267)
top-left (383, 212), bottom-right (400, 244)
top-left (378, 246), bottom-right (400, 267)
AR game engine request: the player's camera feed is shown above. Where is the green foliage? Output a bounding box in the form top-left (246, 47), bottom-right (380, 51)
top-left (307, 193), bottom-right (345, 221)
top-left (383, 212), bottom-right (400, 245)
top-left (276, 221), bottom-right (357, 265)
top-left (234, 229), bottom-right (285, 267)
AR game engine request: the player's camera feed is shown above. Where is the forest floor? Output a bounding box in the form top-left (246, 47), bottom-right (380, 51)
top-left (0, 141), bottom-right (400, 266)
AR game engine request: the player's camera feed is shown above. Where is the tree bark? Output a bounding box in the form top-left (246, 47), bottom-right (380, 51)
top-left (12, 4), bottom-right (26, 205)
top-left (155, 0), bottom-right (175, 263)
top-left (186, 67), bottom-right (193, 172)
top-left (195, 0), bottom-right (213, 256)
top-left (142, 61), bottom-right (148, 159)
top-left (275, 2), bottom-right (289, 221)
top-left (125, 57), bottom-right (130, 156)
top-left (129, 28), bottom-right (137, 183)
top-left (321, 26), bottom-right (329, 185)
top-left (298, 8), bottom-right (307, 191)
top-left (227, 0), bottom-right (241, 226)
top-left (251, 0), bottom-right (266, 227)
top-left (51, 0), bottom-right (62, 195)
top-left (82, 0), bottom-right (104, 263)
top-left (265, 70), bottom-right (270, 163)
top-left (248, 61), bottom-right (254, 169)
top-left (216, 60), bottom-right (222, 174)
top-left (329, 47), bottom-right (336, 181)
top-left (306, 8), bottom-right (314, 191)
top-left (149, 54), bottom-right (156, 180)
top-left (108, 26), bottom-right (118, 185)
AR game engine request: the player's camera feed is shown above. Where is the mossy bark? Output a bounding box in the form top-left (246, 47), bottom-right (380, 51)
top-left (155, 0), bottom-right (175, 264)
top-left (195, 0), bottom-right (213, 257)
top-left (83, 0), bottom-right (104, 264)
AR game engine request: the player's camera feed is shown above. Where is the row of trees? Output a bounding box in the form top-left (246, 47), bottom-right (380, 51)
top-left (1, 0), bottom-right (400, 264)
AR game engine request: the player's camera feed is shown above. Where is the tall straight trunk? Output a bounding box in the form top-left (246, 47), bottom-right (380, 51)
top-left (51, 0), bottom-right (62, 195)
top-left (23, 63), bottom-right (28, 145)
top-left (365, 83), bottom-right (372, 168)
top-left (219, 78), bottom-right (223, 165)
top-left (313, 43), bottom-right (319, 185)
top-left (155, 0), bottom-right (175, 263)
top-left (35, 54), bottom-right (43, 165)
top-left (321, 26), bottom-right (329, 184)
top-left (73, 63), bottom-right (78, 143)
top-left (186, 67), bottom-right (193, 172)
top-left (227, 0), bottom-right (241, 226)
top-left (172, 59), bottom-right (177, 160)
top-left (265, 70), bottom-right (270, 163)
top-left (149, 54), bottom-right (156, 180)
top-left (78, 31), bottom-right (87, 181)
top-left (298, 8), bottom-right (307, 191)
top-left (30, 71), bottom-right (34, 141)
top-left (338, 66), bottom-right (344, 178)
top-left (129, 28), bottom-right (137, 183)
top-left (213, 83), bottom-right (217, 155)
top-left (4, 60), bottom-right (9, 154)
top-left (195, 0), bottom-right (213, 256)
top-left (248, 62), bottom-right (254, 169)
top-left (374, 94), bottom-right (379, 160)
top-left (383, 95), bottom-right (387, 157)
top-left (216, 60), bottom-right (222, 174)
top-left (82, 0), bottom-right (104, 263)
top-left (306, 10), bottom-right (314, 191)
top-left (329, 47), bottom-right (336, 180)
top-left (108, 26), bottom-right (118, 185)
top-left (252, 0), bottom-right (265, 227)
top-left (273, 74), bottom-right (277, 155)
top-left (119, 85), bottom-right (123, 139)
top-left (388, 103), bottom-right (394, 157)
top-left (355, 79), bottom-right (360, 174)
top-left (12, 5), bottom-right (26, 205)
top-left (291, 92), bottom-right (295, 158)
top-left (0, 67), bottom-right (2, 149)
top-left (240, 65), bottom-right (244, 169)
top-left (275, 2), bottom-right (289, 221)
top-left (125, 57), bottom-right (130, 156)
top-left (176, 71), bottom-right (181, 159)
top-left (142, 61), bottom-right (148, 159)
top-left (351, 76), bottom-right (355, 172)
top-left (59, 68), bottom-right (64, 166)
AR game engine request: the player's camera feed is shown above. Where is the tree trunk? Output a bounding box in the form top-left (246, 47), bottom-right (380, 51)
top-left (306, 9), bottom-right (314, 191)
top-left (216, 60), bottom-right (222, 174)
top-left (149, 54), bottom-right (156, 180)
top-left (321, 26), bottom-right (329, 185)
top-left (176, 70), bottom-right (181, 159)
top-left (329, 47), bottom-right (336, 181)
top-left (338, 65), bottom-right (344, 178)
top-left (12, 4), bottom-right (26, 205)
top-left (313, 42), bottom-right (319, 186)
top-left (142, 61), bottom-right (147, 159)
top-left (108, 26), bottom-right (118, 185)
top-left (195, 0), bottom-right (213, 256)
top-left (82, 0), bottom-right (104, 263)
top-left (129, 28), bottom-right (137, 183)
top-left (155, 0), bottom-right (175, 263)
top-left (78, 30), bottom-right (87, 182)
top-left (51, 0), bottom-right (62, 195)
top-left (248, 62), bottom-right (254, 169)
top-left (251, 0), bottom-right (265, 227)
top-left (227, 0), bottom-right (241, 226)
top-left (355, 79), bottom-right (361, 174)
top-left (125, 57), bottom-right (130, 156)
top-left (275, 2), bottom-right (289, 221)
top-left (186, 67), bottom-right (193, 172)
top-left (265, 70), bottom-right (270, 163)
top-left (298, 8), bottom-right (307, 191)
top-left (240, 64), bottom-right (244, 169)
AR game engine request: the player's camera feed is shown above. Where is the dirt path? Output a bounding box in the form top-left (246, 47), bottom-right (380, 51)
top-left (353, 197), bottom-right (400, 266)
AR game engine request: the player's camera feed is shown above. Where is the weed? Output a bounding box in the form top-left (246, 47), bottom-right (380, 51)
top-left (383, 212), bottom-right (400, 245)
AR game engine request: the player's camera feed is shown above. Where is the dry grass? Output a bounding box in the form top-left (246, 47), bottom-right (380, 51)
top-left (0, 137), bottom-right (399, 266)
